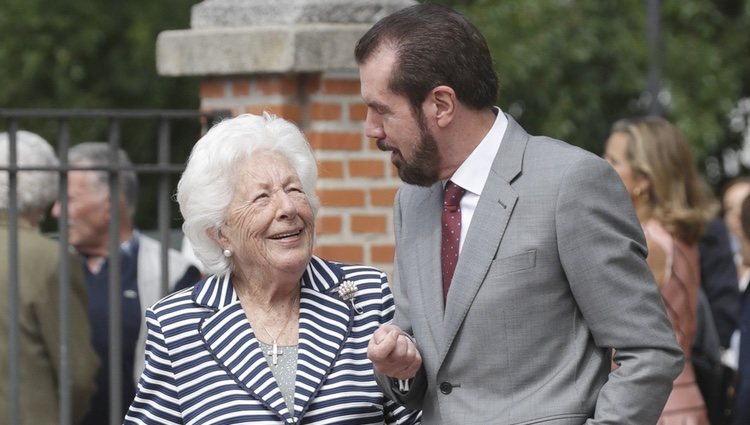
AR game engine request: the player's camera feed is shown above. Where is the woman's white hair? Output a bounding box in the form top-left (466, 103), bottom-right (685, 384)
top-left (0, 130), bottom-right (59, 218)
top-left (177, 113), bottom-right (319, 276)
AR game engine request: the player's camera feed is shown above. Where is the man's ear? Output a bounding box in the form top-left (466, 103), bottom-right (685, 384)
top-left (428, 85), bottom-right (457, 128)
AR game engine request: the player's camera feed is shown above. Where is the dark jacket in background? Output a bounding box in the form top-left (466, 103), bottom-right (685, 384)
top-left (0, 216), bottom-right (99, 424)
top-left (698, 217), bottom-right (740, 347)
top-left (733, 286), bottom-right (750, 425)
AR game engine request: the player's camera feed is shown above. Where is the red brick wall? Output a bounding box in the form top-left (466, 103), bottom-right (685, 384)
top-left (199, 73), bottom-right (400, 277)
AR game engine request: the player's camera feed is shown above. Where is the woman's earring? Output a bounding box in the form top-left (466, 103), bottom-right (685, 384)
top-left (633, 187), bottom-right (642, 197)
top-left (223, 249), bottom-right (232, 258)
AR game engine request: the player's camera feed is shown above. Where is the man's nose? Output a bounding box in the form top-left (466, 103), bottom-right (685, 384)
top-left (365, 110), bottom-right (385, 140)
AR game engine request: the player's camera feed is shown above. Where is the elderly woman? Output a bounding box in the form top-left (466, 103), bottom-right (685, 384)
top-left (0, 130), bottom-right (98, 424)
top-left (124, 113), bottom-right (420, 424)
top-left (604, 117), bottom-right (712, 425)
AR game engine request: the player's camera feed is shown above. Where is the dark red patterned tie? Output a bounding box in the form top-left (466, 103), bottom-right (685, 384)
top-left (442, 180), bottom-right (466, 298)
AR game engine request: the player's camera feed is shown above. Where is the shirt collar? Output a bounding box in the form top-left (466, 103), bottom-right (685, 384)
top-left (449, 107), bottom-right (508, 196)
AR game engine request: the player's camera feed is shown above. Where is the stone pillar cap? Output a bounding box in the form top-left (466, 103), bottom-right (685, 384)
top-left (157, 0), bottom-right (416, 76)
top-left (192, 0), bottom-right (415, 28)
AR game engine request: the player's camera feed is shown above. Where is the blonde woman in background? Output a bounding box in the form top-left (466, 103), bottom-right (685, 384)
top-left (604, 116), bottom-right (713, 425)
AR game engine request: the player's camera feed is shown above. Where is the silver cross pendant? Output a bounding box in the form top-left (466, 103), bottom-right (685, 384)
top-left (266, 341), bottom-right (284, 366)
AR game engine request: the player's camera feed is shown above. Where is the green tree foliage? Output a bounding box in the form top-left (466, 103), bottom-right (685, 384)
top-left (438, 0), bottom-right (750, 184)
top-left (0, 0), bottom-right (199, 110)
top-left (0, 0), bottom-right (204, 229)
top-left (2, 0), bottom-right (748, 192)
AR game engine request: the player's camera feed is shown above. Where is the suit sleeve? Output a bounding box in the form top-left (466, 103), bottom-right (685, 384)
top-left (34, 252), bottom-right (98, 424)
top-left (555, 155), bottom-right (684, 424)
top-left (374, 187), bottom-right (428, 410)
top-left (377, 271), bottom-right (422, 425)
top-left (124, 309), bottom-right (183, 424)
top-left (734, 293), bottom-right (750, 424)
top-left (67, 257), bottom-right (100, 423)
top-left (697, 217), bottom-right (740, 347)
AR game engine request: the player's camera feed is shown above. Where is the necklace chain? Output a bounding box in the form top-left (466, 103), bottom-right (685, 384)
top-left (257, 292), bottom-right (299, 344)
top-left (261, 315), bottom-right (292, 344)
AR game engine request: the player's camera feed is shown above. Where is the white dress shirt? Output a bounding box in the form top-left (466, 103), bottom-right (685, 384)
top-left (448, 107), bottom-right (508, 252)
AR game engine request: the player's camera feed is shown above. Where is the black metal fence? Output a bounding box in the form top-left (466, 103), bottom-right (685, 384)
top-left (1, 108), bottom-right (229, 425)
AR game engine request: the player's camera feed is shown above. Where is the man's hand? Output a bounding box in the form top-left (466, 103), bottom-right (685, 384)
top-left (367, 324), bottom-right (422, 380)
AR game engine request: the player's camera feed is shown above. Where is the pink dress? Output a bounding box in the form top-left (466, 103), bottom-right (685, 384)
top-left (644, 219), bottom-right (710, 425)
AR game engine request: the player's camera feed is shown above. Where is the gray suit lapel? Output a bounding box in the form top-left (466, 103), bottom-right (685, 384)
top-left (413, 183), bottom-right (447, 352)
top-left (440, 115), bottom-right (528, 367)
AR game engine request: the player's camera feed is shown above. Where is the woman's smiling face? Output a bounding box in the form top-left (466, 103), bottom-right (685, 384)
top-left (219, 150), bottom-right (315, 279)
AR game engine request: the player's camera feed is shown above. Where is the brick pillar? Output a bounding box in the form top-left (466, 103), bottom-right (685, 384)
top-left (156, 0), bottom-right (415, 277)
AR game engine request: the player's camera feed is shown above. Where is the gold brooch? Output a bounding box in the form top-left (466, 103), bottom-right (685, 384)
top-left (338, 280), bottom-right (364, 314)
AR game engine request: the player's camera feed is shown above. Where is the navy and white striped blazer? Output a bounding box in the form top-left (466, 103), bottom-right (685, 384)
top-left (124, 256), bottom-right (420, 425)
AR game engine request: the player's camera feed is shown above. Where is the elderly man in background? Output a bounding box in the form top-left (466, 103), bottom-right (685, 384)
top-left (0, 130), bottom-right (98, 424)
top-left (51, 142), bottom-right (201, 424)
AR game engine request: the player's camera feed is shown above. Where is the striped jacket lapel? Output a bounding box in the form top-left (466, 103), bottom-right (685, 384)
top-left (196, 274), bottom-right (294, 421)
top-left (294, 256), bottom-right (353, 418)
top-left (194, 257), bottom-right (353, 423)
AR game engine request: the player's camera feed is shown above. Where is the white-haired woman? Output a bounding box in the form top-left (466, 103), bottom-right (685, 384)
top-left (0, 130), bottom-right (99, 424)
top-left (124, 114), bottom-right (420, 425)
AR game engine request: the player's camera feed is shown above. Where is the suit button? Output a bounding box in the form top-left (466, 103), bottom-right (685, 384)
top-left (439, 382), bottom-right (453, 394)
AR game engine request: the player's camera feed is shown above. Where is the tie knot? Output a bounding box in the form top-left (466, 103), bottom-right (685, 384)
top-left (443, 180), bottom-right (465, 210)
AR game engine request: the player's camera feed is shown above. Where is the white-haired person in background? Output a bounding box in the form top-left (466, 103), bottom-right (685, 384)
top-left (0, 130), bottom-right (99, 424)
top-left (124, 113), bottom-right (421, 425)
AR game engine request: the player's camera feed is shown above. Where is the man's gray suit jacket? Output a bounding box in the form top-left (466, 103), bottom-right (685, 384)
top-left (377, 115), bottom-right (684, 424)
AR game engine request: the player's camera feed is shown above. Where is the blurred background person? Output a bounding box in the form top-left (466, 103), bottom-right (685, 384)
top-left (722, 177), bottom-right (750, 287)
top-left (716, 177), bottom-right (750, 418)
top-left (604, 116), bottom-right (714, 425)
top-left (733, 192), bottom-right (750, 425)
top-left (51, 142), bottom-right (201, 424)
top-left (125, 113), bottom-right (420, 424)
top-left (0, 130), bottom-right (98, 424)
top-left (696, 182), bottom-right (740, 425)
top-left (699, 182), bottom-right (741, 350)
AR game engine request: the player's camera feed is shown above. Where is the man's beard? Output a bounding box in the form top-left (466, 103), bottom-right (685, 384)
top-left (379, 114), bottom-right (440, 187)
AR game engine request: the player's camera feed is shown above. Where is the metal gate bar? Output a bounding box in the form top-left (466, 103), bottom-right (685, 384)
top-left (1, 108), bottom-right (229, 425)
